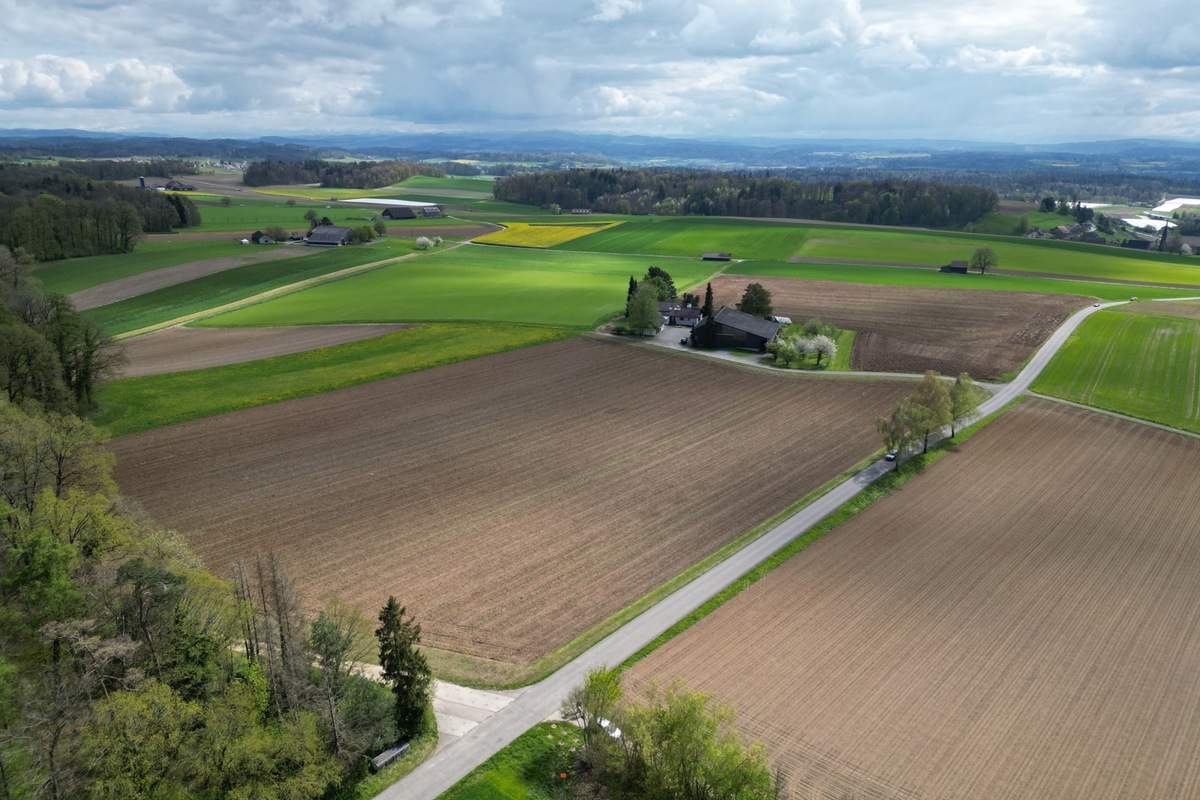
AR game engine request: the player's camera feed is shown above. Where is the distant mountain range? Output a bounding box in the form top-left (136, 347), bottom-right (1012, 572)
top-left (2, 128), bottom-right (1199, 176)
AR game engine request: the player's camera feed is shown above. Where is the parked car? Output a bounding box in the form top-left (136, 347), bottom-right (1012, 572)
top-left (885, 450), bottom-right (898, 462)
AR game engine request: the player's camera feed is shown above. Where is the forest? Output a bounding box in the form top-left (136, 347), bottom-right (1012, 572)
top-left (242, 159), bottom-right (444, 190)
top-left (0, 163), bottom-right (201, 262)
top-left (493, 169), bottom-right (999, 227)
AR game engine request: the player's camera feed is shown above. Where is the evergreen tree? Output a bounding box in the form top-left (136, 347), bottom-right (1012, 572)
top-left (375, 597), bottom-right (430, 741)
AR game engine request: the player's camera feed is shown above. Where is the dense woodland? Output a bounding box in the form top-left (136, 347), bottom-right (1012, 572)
top-left (0, 163), bottom-right (200, 261)
top-left (242, 159), bottom-right (444, 190)
top-left (494, 169), bottom-right (998, 227)
top-left (0, 248), bottom-right (428, 798)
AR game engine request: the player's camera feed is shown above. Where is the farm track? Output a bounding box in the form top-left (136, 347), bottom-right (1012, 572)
top-left (709, 275), bottom-right (1086, 378)
top-left (108, 337), bottom-right (910, 676)
top-left (626, 399), bottom-right (1200, 799)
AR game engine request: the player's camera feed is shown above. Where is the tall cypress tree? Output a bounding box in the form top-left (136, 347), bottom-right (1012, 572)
top-left (376, 597), bottom-right (431, 740)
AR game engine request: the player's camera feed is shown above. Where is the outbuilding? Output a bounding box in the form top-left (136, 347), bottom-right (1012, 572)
top-left (698, 306), bottom-right (781, 351)
top-left (306, 225), bottom-right (354, 247)
top-left (381, 207), bottom-right (417, 220)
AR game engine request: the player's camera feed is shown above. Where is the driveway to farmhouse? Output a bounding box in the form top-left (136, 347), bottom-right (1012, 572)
top-left (381, 300), bottom-right (1122, 800)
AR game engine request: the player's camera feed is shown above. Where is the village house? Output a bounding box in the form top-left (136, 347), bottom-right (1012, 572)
top-left (657, 301), bottom-right (702, 327)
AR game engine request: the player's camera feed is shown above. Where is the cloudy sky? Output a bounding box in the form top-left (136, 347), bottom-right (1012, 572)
top-left (0, 0), bottom-right (1196, 143)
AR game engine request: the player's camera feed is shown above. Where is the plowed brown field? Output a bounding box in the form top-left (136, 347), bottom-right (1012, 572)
top-left (109, 337), bottom-right (909, 680)
top-left (627, 399), bottom-right (1200, 800)
top-left (711, 276), bottom-right (1087, 378)
top-left (117, 324), bottom-right (411, 377)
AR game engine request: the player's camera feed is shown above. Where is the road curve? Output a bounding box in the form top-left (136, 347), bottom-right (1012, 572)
top-left (381, 299), bottom-right (1118, 800)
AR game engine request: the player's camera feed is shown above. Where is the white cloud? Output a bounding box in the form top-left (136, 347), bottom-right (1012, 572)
top-left (589, 0), bottom-right (641, 23)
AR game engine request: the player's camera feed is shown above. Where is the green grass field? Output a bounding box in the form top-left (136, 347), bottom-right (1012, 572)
top-left (33, 240), bottom-right (271, 295)
top-left (201, 244), bottom-right (717, 329)
top-left (723, 261), bottom-right (1198, 301)
top-left (85, 241), bottom-right (419, 335)
top-left (185, 196), bottom-right (392, 232)
top-left (436, 722), bottom-right (581, 800)
top-left (1032, 302), bottom-right (1200, 433)
top-left (970, 210), bottom-right (1080, 235)
top-left (553, 217), bottom-right (1200, 286)
top-left (97, 323), bottom-right (573, 436)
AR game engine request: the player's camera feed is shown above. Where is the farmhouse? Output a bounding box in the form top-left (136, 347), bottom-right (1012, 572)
top-left (306, 226), bottom-right (354, 247)
top-left (658, 301), bottom-right (702, 327)
top-left (699, 306), bottom-right (781, 351)
top-left (381, 207), bottom-right (417, 220)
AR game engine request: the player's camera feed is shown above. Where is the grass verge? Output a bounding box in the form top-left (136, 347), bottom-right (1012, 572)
top-left (97, 323), bottom-right (576, 436)
top-left (435, 722), bottom-right (582, 800)
top-left (620, 398), bottom-right (1019, 671)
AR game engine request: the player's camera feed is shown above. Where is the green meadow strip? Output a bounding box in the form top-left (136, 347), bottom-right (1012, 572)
top-left (97, 323), bottom-right (576, 436)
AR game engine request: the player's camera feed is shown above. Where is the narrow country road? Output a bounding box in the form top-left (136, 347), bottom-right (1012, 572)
top-left (381, 298), bottom-right (1123, 800)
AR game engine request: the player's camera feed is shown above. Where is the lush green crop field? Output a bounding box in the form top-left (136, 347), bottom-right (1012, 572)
top-left (724, 261), bottom-right (1197, 301)
top-left (554, 217), bottom-right (1200, 286)
top-left (1032, 302), bottom-right (1200, 432)
top-left (98, 323), bottom-right (572, 435)
top-left (33, 240), bottom-right (259, 295)
top-left (554, 216), bottom-right (808, 261)
top-left (86, 241), bottom-right (418, 334)
top-left (187, 196), bottom-right (388, 232)
top-left (202, 244), bottom-right (714, 329)
top-left (971, 210), bottom-right (1078, 235)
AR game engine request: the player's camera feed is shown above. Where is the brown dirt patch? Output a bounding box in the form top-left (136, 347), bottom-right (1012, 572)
top-left (116, 324), bottom-right (412, 378)
top-left (711, 275), bottom-right (1088, 378)
top-left (627, 399), bottom-right (1200, 799)
top-left (1125, 299), bottom-right (1200, 320)
top-left (109, 338), bottom-right (909, 680)
top-left (69, 247), bottom-right (316, 311)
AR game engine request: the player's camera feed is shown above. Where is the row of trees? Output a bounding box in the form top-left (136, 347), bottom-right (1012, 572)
top-left (495, 170), bottom-right (998, 227)
top-left (563, 667), bottom-right (782, 800)
top-left (876, 371), bottom-right (982, 467)
top-left (242, 159), bottom-right (444, 189)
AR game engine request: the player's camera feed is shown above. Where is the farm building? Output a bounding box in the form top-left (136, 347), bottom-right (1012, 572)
top-left (249, 230), bottom-right (274, 244)
top-left (306, 226), bottom-right (354, 247)
top-left (163, 179), bottom-right (197, 191)
top-left (658, 301), bottom-right (702, 327)
top-left (941, 260), bottom-right (969, 274)
top-left (421, 207), bottom-right (443, 218)
top-left (698, 307), bottom-right (781, 351)
top-left (702, 252), bottom-right (733, 261)
top-left (381, 207), bottom-right (417, 220)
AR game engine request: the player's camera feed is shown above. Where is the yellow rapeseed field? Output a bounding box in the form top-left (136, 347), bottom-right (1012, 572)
top-left (475, 221), bottom-right (621, 248)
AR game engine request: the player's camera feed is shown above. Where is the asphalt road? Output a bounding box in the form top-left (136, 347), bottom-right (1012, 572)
top-left (381, 298), bottom-right (1118, 800)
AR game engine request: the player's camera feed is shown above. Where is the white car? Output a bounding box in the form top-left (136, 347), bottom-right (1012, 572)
top-left (884, 450), bottom-right (898, 462)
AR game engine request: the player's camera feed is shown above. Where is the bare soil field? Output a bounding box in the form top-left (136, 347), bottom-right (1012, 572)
top-left (1130, 299), bottom-right (1200, 319)
top-left (711, 275), bottom-right (1087, 378)
top-left (109, 337), bottom-right (908, 681)
top-left (627, 399), bottom-right (1200, 800)
top-left (116, 324), bottom-right (411, 377)
top-left (69, 247), bottom-right (315, 310)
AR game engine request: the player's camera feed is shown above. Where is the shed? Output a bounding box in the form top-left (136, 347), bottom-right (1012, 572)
top-left (699, 307), bottom-right (781, 351)
top-left (420, 206), bottom-right (442, 218)
top-left (249, 230), bottom-right (274, 244)
top-left (306, 226), bottom-right (354, 247)
top-left (382, 207), bottom-right (417, 220)
top-left (702, 252), bottom-right (732, 261)
top-left (941, 260), bottom-right (968, 274)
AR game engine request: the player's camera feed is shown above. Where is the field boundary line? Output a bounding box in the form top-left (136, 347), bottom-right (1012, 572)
top-left (114, 249), bottom-right (431, 340)
top-left (1026, 391), bottom-right (1200, 441)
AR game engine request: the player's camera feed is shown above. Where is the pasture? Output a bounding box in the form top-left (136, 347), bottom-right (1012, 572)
top-left (1032, 301), bottom-right (1200, 432)
top-left (552, 217), bottom-right (1200, 286)
top-left (108, 338), bottom-right (911, 684)
top-left (723, 260), bottom-right (1197, 301)
top-left (33, 240), bottom-right (259, 295)
top-left (201, 244), bottom-right (717, 329)
top-left (85, 241), bottom-right (417, 335)
top-left (711, 275), bottom-right (1087, 378)
top-left (626, 399), bottom-right (1200, 800)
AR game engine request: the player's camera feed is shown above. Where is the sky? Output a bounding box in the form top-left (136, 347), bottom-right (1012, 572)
top-left (0, 0), bottom-right (1196, 144)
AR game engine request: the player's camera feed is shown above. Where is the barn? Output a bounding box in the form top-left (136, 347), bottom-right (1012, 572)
top-left (381, 207), bottom-right (417, 220)
top-left (306, 226), bottom-right (354, 247)
top-left (698, 307), bottom-right (781, 351)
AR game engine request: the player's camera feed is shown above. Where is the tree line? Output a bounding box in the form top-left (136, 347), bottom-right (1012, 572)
top-left (877, 371), bottom-right (983, 466)
top-left (242, 159), bottom-right (445, 189)
top-left (0, 163), bottom-right (200, 261)
top-left (0, 261), bottom-right (431, 797)
top-left (494, 169), bottom-right (998, 227)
